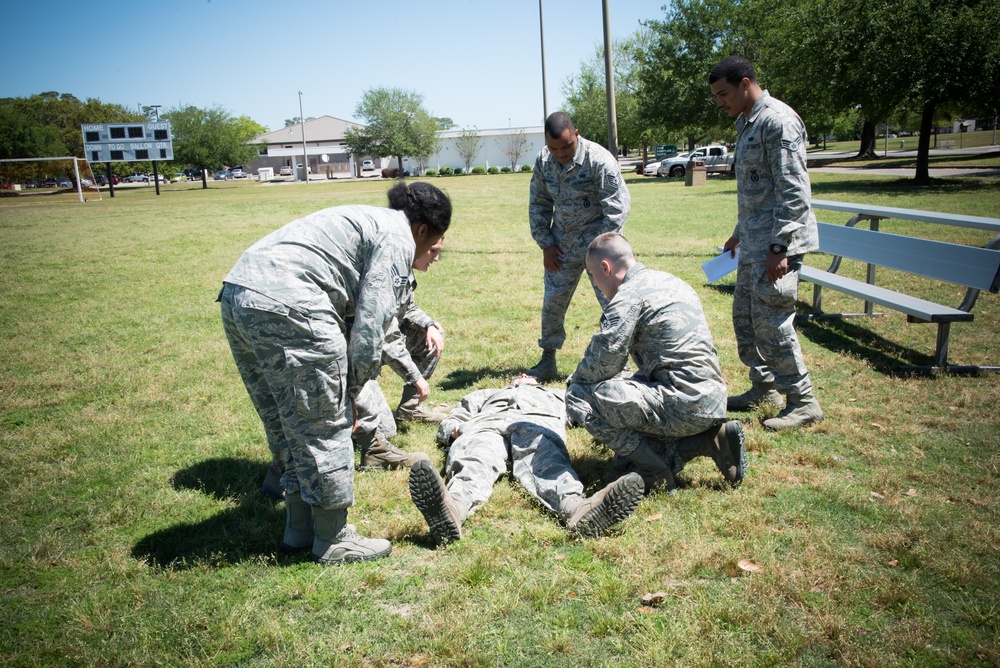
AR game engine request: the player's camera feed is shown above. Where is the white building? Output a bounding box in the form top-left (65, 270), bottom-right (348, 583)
top-left (248, 118), bottom-right (545, 178)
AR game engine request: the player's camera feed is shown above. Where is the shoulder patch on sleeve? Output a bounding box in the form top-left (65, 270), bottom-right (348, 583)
top-left (607, 172), bottom-right (621, 188)
top-left (391, 264), bottom-right (408, 287)
top-left (600, 313), bottom-right (620, 329)
top-left (780, 136), bottom-right (802, 152)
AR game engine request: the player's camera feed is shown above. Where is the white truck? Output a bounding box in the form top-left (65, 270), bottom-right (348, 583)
top-left (657, 145), bottom-right (734, 177)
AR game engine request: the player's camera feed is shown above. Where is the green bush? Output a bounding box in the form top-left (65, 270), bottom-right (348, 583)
top-left (472, 166), bottom-right (486, 175)
top-left (520, 164), bottom-right (533, 172)
top-left (439, 167), bottom-right (453, 176)
top-left (500, 167), bottom-right (511, 173)
top-left (487, 166), bottom-right (499, 175)
top-left (425, 169), bottom-right (437, 177)
top-left (454, 167), bottom-right (464, 176)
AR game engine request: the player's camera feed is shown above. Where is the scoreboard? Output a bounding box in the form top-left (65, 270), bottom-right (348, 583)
top-left (81, 122), bottom-right (174, 162)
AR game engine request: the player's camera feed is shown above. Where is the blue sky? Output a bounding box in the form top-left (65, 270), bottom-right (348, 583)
top-left (4, 0), bottom-right (667, 132)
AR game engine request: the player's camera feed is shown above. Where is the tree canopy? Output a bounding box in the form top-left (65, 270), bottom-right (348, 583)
top-left (163, 105), bottom-right (266, 187)
top-left (343, 87), bottom-right (439, 174)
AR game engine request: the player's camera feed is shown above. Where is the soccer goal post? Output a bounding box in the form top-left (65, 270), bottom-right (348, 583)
top-left (0, 157), bottom-right (102, 203)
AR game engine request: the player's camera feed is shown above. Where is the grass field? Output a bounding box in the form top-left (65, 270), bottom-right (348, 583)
top-left (1, 171), bottom-right (998, 667)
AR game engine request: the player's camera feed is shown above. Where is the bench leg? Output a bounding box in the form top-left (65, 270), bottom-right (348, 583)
top-left (812, 284), bottom-right (823, 316)
top-left (934, 322), bottom-right (950, 369)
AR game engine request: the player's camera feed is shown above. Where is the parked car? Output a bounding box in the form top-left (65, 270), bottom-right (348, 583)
top-left (361, 159), bottom-right (376, 171)
top-left (642, 161), bottom-right (662, 177)
top-left (230, 165), bottom-right (246, 179)
top-left (214, 169), bottom-right (231, 181)
top-left (657, 145), bottom-right (734, 177)
top-left (278, 165), bottom-right (293, 176)
top-left (184, 168), bottom-right (203, 180)
top-left (124, 174), bottom-right (146, 183)
top-left (143, 173), bottom-right (168, 184)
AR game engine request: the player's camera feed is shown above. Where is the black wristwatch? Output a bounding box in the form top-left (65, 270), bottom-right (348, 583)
top-left (770, 243), bottom-right (787, 254)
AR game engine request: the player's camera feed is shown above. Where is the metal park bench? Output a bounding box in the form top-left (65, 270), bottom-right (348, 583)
top-left (799, 200), bottom-right (1000, 373)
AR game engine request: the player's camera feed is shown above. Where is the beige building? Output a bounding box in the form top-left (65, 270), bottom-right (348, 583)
top-left (249, 115), bottom-right (371, 179)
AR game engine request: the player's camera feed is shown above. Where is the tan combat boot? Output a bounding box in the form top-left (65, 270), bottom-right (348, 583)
top-left (527, 349), bottom-right (559, 382)
top-left (565, 473), bottom-right (644, 538)
top-left (394, 384), bottom-right (449, 425)
top-left (677, 420), bottom-right (748, 486)
top-left (408, 459), bottom-right (465, 545)
top-left (359, 431), bottom-right (430, 471)
top-left (763, 391), bottom-right (824, 431)
top-left (311, 507), bottom-right (392, 564)
top-left (727, 382), bottom-right (783, 411)
top-left (279, 492), bottom-right (314, 554)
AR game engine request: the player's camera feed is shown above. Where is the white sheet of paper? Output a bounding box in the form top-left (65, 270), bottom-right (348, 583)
top-left (702, 247), bottom-right (740, 283)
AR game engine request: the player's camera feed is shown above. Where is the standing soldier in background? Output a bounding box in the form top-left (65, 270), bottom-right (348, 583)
top-left (220, 182), bottom-right (451, 565)
top-left (565, 233), bottom-right (746, 492)
top-left (352, 238), bottom-right (448, 471)
top-left (709, 55), bottom-right (823, 430)
top-left (527, 111), bottom-right (630, 381)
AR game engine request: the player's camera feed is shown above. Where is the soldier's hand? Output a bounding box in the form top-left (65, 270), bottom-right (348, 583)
top-left (723, 236), bottom-right (740, 258)
top-left (426, 324), bottom-right (444, 358)
top-left (766, 250), bottom-right (788, 284)
top-left (415, 377), bottom-right (431, 402)
top-left (543, 245), bottom-right (564, 272)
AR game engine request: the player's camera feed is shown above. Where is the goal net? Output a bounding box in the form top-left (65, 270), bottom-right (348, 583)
top-left (0, 157), bottom-right (102, 203)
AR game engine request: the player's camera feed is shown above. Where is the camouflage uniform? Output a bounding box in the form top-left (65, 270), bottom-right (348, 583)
top-left (220, 205), bottom-right (415, 510)
top-left (530, 137), bottom-right (631, 350)
top-left (352, 274), bottom-right (442, 437)
top-left (731, 91), bottom-right (820, 396)
top-left (566, 263), bottom-right (727, 461)
top-left (434, 383), bottom-right (584, 519)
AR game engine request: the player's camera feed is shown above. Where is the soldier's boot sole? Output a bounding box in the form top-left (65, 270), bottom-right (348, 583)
top-left (409, 460), bottom-right (463, 546)
top-left (568, 473), bottom-right (645, 538)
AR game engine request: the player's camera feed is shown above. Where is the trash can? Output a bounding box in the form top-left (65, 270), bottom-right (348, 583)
top-left (685, 159), bottom-right (706, 187)
top-left (257, 167), bottom-right (274, 181)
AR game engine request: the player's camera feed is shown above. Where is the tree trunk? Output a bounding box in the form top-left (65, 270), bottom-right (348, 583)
top-left (857, 120), bottom-right (878, 158)
top-left (914, 100), bottom-right (936, 185)
top-left (397, 155), bottom-right (405, 175)
top-left (201, 167), bottom-right (207, 189)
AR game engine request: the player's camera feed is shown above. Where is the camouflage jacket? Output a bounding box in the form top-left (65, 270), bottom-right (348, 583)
top-left (570, 263), bottom-right (726, 420)
top-left (382, 274), bottom-right (439, 384)
top-left (733, 91), bottom-right (820, 264)
top-left (529, 137), bottom-right (630, 258)
top-left (223, 204), bottom-right (415, 398)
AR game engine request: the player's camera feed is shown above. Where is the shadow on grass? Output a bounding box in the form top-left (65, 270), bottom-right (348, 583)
top-left (132, 458), bottom-right (292, 569)
top-left (810, 176), bottom-right (1000, 194)
top-left (794, 315), bottom-right (934, 376)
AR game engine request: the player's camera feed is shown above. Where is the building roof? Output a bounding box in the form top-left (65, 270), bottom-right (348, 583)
top-left (254, 115), bottom-right (363, 144)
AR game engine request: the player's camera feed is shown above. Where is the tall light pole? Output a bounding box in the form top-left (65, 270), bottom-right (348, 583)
top-left (602, 0), bottom-right (619, 156)
top-left (298, 91), bottom-right (308, 184)
top-left (538, 0), bottom-right (548, 122)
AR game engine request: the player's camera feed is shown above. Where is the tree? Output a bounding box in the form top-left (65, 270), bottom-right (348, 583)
top-left (637, 1), bottom-right (743, 150)
top-left (454, 128), bottom-right (482, 174)
top-left (343, 87), bottom-right (439, 174)
top-left (562, 30), bottom-right (654, 153)
top-left (497, 130), bottom-right (528, 171)
top-left (164, 105), bottom-right (266, 188)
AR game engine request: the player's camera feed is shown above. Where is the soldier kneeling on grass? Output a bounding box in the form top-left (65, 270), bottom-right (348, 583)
top-left (565, 232), bottom-right (748, 493)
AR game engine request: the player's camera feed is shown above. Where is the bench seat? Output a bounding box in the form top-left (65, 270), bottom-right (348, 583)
top-left (798, 265), bottom-right (973, 323)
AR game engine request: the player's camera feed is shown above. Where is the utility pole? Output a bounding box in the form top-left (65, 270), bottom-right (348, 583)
top-left (538, 0), bottom-right (548, 122)
top-left (602, 0), bottom-right (619, 157)
top-left (298, 91), bottom-right (308, 184)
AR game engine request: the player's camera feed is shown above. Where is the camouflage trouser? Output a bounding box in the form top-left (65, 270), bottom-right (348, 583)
top-left (444, 415), bottom-right (583, 518)
top-left (566, 378), bottom-right (719, 458)
top-left (220, 283), bottom-right (355, 510)
top-left (733, 260), bottom-right (812, 396)
top-left (353, 320), bottom-right (443, 438)
top-left (539, 253), bottom-right (609, 351)
top-left (354, 379), bottom-right (396, 440)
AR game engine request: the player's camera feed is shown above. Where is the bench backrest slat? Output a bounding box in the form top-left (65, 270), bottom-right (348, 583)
top-left (812, 200), bottom-right (1000, 233)
top-left (816, 222), bottom-right (1000, 292)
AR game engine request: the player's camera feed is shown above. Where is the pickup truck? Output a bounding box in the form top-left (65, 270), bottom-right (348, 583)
top-left (657, 145), bottom-right (734, 177)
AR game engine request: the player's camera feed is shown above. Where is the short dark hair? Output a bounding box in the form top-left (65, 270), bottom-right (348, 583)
top-left (709, 55), bottom-right (756, 87)
top-left (386, 181), bottom-right (452, 236)
top-left (544, 111), bottom-right (576, 139)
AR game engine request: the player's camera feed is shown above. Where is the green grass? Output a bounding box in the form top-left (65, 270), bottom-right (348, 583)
top-left (807, 129), bottom-right (1000, 155)
top-left (1, 172), bottom-right (999, 666)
